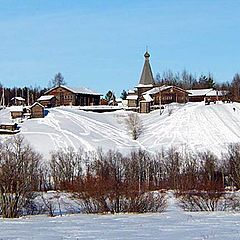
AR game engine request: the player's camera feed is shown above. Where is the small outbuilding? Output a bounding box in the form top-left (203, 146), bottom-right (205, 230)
top-left (11, 97), bottom-right (25, 106)
top-left (37, 95), bottom-right (56, 107)
top-left (30, 102), bottom-right (45, 118)
top-left (139, 100), bottom-right (151, 113)
top-left (126, 95), bottom-right (138, 108)
top-left (10, 106), bottom-right (24, 119)
top-left (0, 123), bottom-right (18, 131)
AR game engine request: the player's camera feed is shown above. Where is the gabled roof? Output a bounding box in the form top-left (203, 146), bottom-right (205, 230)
top-left (206, 90), bottom-right (228, 97)
top-left (11, 96), bottom-right (25, 101)
top-left (142, 85), bottom-right (189, 96)
top-left (38, 95), bottom-right (55, 101)
top-left (10, 106), bottom-right (23, 112)
top-left (143, 94), bottom-right (153, 102)
top-left (30, 102), bottom-right (44, 109)
top-left (126, 95), bottom-right (138, 100)
top-left (138, 51), bottom-right (155, 87)
top-left (188, 89), bottom-right (213, 97)
top-left (45, 85), bottom-right (101, 96)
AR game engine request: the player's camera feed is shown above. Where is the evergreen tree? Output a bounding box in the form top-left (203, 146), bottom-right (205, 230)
top-left (120, 90), bottom-right (127, 100)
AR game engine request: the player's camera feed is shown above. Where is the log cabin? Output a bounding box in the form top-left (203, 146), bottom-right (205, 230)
top-left (44, 85), bottom-right (101, 106)
top-left (37, 95), bottom-right (56, 107)
top-left (10, 106), bottom-right (24, 119)
top-left (30, 102), bottom-right (45, 118)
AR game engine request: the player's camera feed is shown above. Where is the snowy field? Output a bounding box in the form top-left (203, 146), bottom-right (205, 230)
top-left (0, 101), bottom-right (240, 159)
top-left (1, 194), bottom-right (240, 240)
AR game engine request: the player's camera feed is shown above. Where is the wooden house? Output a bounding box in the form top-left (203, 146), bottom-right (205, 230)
top-left (30, 102), bottom-right (45, 118)
top-left (143, 85), bottom-right (189, 105)
top-left (11, 96), bottom-right (25, 106)
top-left (187, 89), bottom-right (228, 102)
top-left (44, 85), bottom-right (101, 106)
top-left (187, 89), bottom-right (213, 102)
top-left (37, 95), bottom-right (56, 107)
top-left (10, 106), bottom-right (24, 119)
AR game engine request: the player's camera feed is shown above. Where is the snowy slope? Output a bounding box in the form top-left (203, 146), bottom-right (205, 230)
top-left (0, 101), bottom-right (240, 159)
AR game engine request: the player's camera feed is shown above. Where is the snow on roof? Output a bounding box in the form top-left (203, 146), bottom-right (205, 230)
top-left (187, 89), bottom-right (213, 97)
top-left (128, 90), bottom-right (136, 94)
top-left (10, 106), bottom-right (23, 112)
top-left (30, 102), bottom-right (44, 109)
top-left (143, 94), bottom-right (153, 102)
top-left (135, 84), bottom-right (154, 88)
top-left (142, 85), bottom-right (172, 95)
top-left (38, 95), bottom-right (55, 101)
top-left (46, 85), bottom-right (102, 96)
top-left (206, 90), bottom-right (228, 97)
top-left (126, 95), bottom-right (138, 100)
top-left (0, 122), bottom-right (17, 126)
top-left (11, 96), bottom-right (25, 101)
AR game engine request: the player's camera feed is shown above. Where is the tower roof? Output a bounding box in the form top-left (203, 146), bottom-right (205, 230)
top-left (138, 51), bottom-right (155, 86)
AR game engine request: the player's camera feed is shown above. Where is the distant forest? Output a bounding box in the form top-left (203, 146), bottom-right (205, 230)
top-left (1, 70), bottom-right (240, 106)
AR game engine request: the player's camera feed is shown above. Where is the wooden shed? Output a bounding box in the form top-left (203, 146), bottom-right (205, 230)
top-left (30, 102), bottom-right (45, 118)
top-left (126, 95), bottom-right (138, 108)
top-left (10, 106), bottom-right (24, 119)
top-left (139, 101), bottom-right (151, 113)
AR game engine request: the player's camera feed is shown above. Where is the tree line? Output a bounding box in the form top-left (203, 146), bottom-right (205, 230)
top-left (154, 70), bottom-right (240, 102)
top-left (0, 72), bottom-right (65, 106)
top-left (2, 136), bottom-right (240, 218)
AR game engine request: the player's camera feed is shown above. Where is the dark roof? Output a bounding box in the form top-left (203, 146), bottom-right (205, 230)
top-left (138, 51), bottom-right (155, 86)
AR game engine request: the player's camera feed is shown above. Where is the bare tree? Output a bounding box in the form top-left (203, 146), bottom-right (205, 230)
top-left (0, 135), bottom-right (41, 218)
top-left (125, 113), bottom-right (143, 140)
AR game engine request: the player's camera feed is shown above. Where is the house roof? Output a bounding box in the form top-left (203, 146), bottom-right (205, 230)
top-left (10, 106), bottom-right (23, 112)
top-left (128, 89), bottom-right (136, 94)
top-left (45, 85), bottom-right (102, 96)
top-left (30, 102), bottom-right (44, 109)
top-left (206, 90), bottom-right (228, 97)
top-left (187, 89), bottom-right (213, 97)
top-left (138, 51), bottom-right (155, 86)
top-left (142, 85), bottom-right (190, 96)
top-left (11, 96), bottom-right (25, 101)
top-left (143, 94), bottom-right (153, 102)
top-left (38, 95), bottom-right (55, 101)
top-left (126, 95), bottom-right (138, 100)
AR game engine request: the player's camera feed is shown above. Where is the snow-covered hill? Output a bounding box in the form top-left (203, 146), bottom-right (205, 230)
top-left (0, 101), bottom-right (240, 159)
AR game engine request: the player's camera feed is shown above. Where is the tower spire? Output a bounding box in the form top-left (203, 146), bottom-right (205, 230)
top-left (139, 50), bottom-right (154, 85)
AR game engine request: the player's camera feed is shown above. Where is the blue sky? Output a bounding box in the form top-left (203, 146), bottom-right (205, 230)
top-left (0, 0), bottom-right (239, 96)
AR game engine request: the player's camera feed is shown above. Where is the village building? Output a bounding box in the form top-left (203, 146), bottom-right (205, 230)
top-left (37, 95), bottom-right (56, 108)
top-left (10, 106), bottom-right (24, 119)
top-left (188, 89), bottom-right (228, 102)
top-left (0, 123), bottom-right (20, 134)
top-left (126, 51), bottom-right (189, 112)
top-left (44, 85), bottom-right (101, 106)
top-left (136, 51), bottom-right (155, 99)
top-left (143, 85), bottom-right (189, 105)
top-left (126, 92), bottom-right (138, 108)
top-left (29, 102), bottom-right (45, 118)
top-left (11, 96), bottom-right (25, 106)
